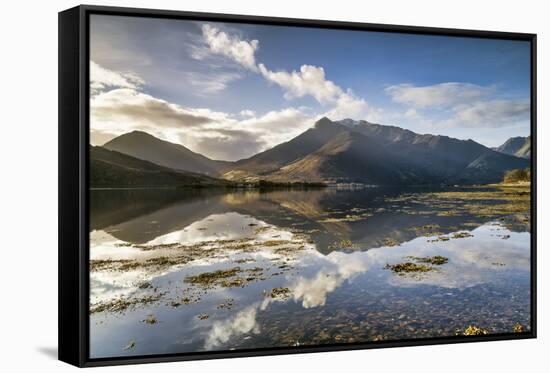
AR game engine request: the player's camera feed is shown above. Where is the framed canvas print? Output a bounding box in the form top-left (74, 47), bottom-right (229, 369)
top-left (58, 5), bottom-right (537, 367)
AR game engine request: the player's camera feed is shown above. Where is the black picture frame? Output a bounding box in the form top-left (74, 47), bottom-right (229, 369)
top-left (59, 4), bottom-right (537, 367)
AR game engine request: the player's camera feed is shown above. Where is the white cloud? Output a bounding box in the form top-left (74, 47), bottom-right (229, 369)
top-left (90, 61), bottom-right (144, 95)
top-left (449, 99), bottom-right (530, 128)
top-left (385, 82), bottom-right (492, 108)
top-left (239, 109), bottom-right (256, 117)
top-left (258, 64), bottom-right (342, 104)
top-left (321, 91), bottom-right (371, 121)
top-left (385, 82), bottom-right (530, 129)
top-left (185, 71), bottom-right (242, 94)
top-left (201, 24), bottom-right (259, 70)
top-left (291, 251), bottom-right (369, 308)
top-left (205, 306), bottom-right (260, 349)
top-left (91, 88), bottom-right (214, 132)
top-left (200, 27), bottom-right (374, 122)
top-left (90, 63), bottom-right (316, 159)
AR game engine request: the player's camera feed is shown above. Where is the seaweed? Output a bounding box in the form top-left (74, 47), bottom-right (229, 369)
top-left (267, 287), bottom-right (292, 300)
top-left (90, 293), bottom-right (162, 314)
top-left (384, 262), bottom-right (433, 274)
top-left (460, 325), bottom-right (489, 336)
top-left (142, 314), bottom-right (158, 325)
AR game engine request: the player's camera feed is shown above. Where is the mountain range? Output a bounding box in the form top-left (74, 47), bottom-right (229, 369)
top-left (493, 136), bottom-right (531, 159)
top-left (91, 117), bottom-right (530, 187)
top-left (90, 145), bottom-right (230, 188)
top-left (104, 130), bottom-right (230, 176)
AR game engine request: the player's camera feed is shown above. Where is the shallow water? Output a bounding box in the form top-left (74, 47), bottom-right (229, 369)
top-left (89, 187), bottom-right (531, 358)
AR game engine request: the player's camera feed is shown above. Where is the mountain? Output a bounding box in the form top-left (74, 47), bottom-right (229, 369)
top-left (90, 146), bottom-right (231, 188)
top-left (266, 125), bottom-right (433, 184)
top-left (337, 118), bottom-right (529, 183)
top-left (224, 117), bottom-right (529, 185)
top-left (223, 118), bottom-right (344, 181)
top-left (103, 131), bottom-right (232, 176)
top-left (493, 136), bottom-right (531, 158)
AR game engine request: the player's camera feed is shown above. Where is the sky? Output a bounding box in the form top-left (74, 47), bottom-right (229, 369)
top-left (90, 14), bottom-right (531, 161)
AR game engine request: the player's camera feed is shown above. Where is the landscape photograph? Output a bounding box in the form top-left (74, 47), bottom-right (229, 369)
top-left (88, 14), bottom-right (532, 358)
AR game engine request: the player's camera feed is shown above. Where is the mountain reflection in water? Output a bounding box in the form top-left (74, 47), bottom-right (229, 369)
top-left (89, 187), bottom-right (531, 358)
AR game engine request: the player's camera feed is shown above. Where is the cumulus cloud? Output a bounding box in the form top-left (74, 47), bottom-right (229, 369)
top-left (258, 64), bottom-right (343, 104)
top-left (258, 63), bottom-right (369, 120)
top-left (91, 86), bottom-right (313, 159)
top-left (201, 24), bottom-right (259, 70)
top-left (90, 62), bottom-right (315, 158)
top-left (200, 26), bottom-right (372, 121)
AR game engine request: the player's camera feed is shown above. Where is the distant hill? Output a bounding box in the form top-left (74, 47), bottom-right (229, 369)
top-left (90, 146), bottom-right (231, 188)
top-left (493, 136), bottom-right (531, 158)
top-left (224, 117), bottom-right (529, 185)
top-left (103, 131), bottom-right (232, 176)
top-left (338, 119), bottom-right (529, 184)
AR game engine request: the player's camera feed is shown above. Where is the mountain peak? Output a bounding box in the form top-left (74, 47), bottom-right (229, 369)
top-left (314, 117), bottom-right (334, 127)
top-left (103, 130), bottom-right (229, 175)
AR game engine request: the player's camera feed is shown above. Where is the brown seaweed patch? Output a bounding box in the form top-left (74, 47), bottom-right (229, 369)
top-left (262, 240), bottom-right (292, 247)
top-left (451, 231), bottom-right (474, 239)
top-left (406, 255), bottom-right (449, 265)
top-left (385, 255), bottom-right (449, 276)
top-left (266, 287), bottom-right (291, 300)
top-left (185, 267), bottom-right (242, 287)
top-left (382, 238), bottom-right (399, 247)
top-left (317, 213), bottom-right (372, 223)
top-left (184, 265), bottom-right (272, 289)
top-left (460, 325), bottom-right (489, 336)
top-left (142, 314), bottom-right (158, 324)
top-left (329, 240), bottom-right (355, 250)
top-left (384, 262), bottom-right (433, 275)
top-left (217, 298), bottom-right (235, 309)
top-left (90, 259), bottom-right (133, 271)
top-left (90, 293), bottom-right (162, 314)
top-left (513, 323), bottom-right (525, 333)
top-left (427, 236), bottom-right (450, 243)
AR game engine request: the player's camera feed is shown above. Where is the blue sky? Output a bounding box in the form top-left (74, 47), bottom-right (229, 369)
top-left (90, 14), bottom-right (531, 160)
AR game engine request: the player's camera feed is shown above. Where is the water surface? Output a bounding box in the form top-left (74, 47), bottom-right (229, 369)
top-left (89, 186), bottom-right (531, 358)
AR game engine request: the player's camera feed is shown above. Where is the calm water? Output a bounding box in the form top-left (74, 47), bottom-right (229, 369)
top-left (89, 187), bottom-right (531, 358)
